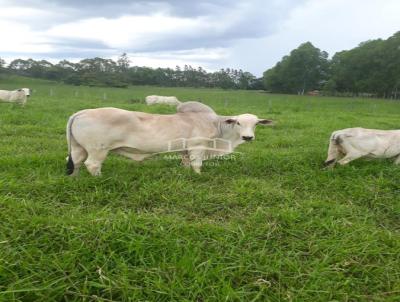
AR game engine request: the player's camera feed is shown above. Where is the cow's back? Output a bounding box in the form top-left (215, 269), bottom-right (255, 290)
top-left (0, 90), bottom-right (12, 101)
top-left (70, 107), bottom-right (219, 153)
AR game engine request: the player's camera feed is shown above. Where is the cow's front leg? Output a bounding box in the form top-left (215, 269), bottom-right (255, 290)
top-left (181, 151), bottom-right (190, 167)
top-left (189, 149), bottom-right (204, 174)
top-left (337, 153), bottom-right (363, 165)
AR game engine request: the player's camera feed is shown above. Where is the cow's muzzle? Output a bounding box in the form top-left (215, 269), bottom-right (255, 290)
top-left (242, 136), bottom-right (254, 141)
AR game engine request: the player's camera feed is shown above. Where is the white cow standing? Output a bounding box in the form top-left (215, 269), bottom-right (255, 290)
top-left (324, 127), bottom-right (400, 166)
top-left (145, 95), bottom-right (181, 106)
top-left (66, 103), bottom-right (272, 176)
top-left (0, 88), bottom-right (30, 106)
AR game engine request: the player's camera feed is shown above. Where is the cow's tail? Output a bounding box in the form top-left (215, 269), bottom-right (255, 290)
top-left (324, 133), bottom-right (342, 167)
top-left (66, 113), bottom-right (79, 175)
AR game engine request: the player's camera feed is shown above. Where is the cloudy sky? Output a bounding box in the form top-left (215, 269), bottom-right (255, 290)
top-left (0, 0), bottom-right (399, 76)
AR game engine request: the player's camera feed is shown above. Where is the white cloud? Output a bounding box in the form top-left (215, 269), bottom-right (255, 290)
top-left (0, 20), bottom-right (53, 53)
top-left (123, 48), bottom-right (230, 70)
top-left (0, 6), bottom-right (48, 19)
top-left (281, 0), bottom-right (400, 55)
top-left (46, 14), bottom-right (210, 50)
top-left (0, 0), bottom-right (398, 76)
top-left (231, 0), bottom-right (400, 75)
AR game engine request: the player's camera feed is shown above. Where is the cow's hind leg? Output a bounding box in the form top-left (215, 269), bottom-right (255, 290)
top-left (394, 155), bottom-right (400, 165)
top-left (85, 150), bottom-right (108, 176)
top-left (324, 137), bottom-right (343, 167)
top-left (68, 145), bottom-right (88, 176)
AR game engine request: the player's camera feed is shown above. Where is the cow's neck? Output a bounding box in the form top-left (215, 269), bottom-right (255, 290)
top-left (217, 119), bottom-right (243, 150)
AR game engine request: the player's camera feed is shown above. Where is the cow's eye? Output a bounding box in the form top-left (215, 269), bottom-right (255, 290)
top-left (237, 122), bottom-right (241, 126)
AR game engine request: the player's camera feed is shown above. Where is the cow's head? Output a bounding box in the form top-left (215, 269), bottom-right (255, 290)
top-left (21, 88), bottom-right (30, 97)
top-left (225, 114), bottom-right (273, 141)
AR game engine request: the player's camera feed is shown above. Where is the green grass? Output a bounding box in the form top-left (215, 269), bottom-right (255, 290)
top-left (0, 76), bottom-right (399, 301)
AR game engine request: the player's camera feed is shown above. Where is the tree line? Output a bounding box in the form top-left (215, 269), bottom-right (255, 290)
top-left (263, 31), bottom-right (400, 98)
top-left (0, 54), bottom-right (262, 90)
top-left (1, 31), bottom-right (399, 96)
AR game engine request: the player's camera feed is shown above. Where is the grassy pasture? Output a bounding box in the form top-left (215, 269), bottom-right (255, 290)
top-left (0, 75), bottom-right (399, 301)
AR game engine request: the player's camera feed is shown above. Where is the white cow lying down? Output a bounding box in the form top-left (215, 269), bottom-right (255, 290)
top-left (66, 102), bottom-right (272, 176)
top-left (0, 88), bottom-right (30, 106)
top-left (145, 95), bottom-right (181, 106)
top-left (324, 127), bottom-right (400, 166)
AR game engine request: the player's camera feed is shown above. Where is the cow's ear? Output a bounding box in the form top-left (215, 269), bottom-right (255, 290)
top-left (17, 89), bottom-right (22, 91)
top-left (257, 119), bottom-right (273, 125)
top-left (225, 118), bottom-right (237, 124)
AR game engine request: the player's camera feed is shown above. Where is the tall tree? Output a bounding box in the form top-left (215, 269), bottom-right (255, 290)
top-left (328, 32), bottom-right (400, 97)
top-left (0, 57), bottom-right (5, 74)
top-left (117, 53), bottom-right (130, 72)
top-left (263, 42), bottom-right (329, 94)
top-left (8, 59), bottom-right (35, 72)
